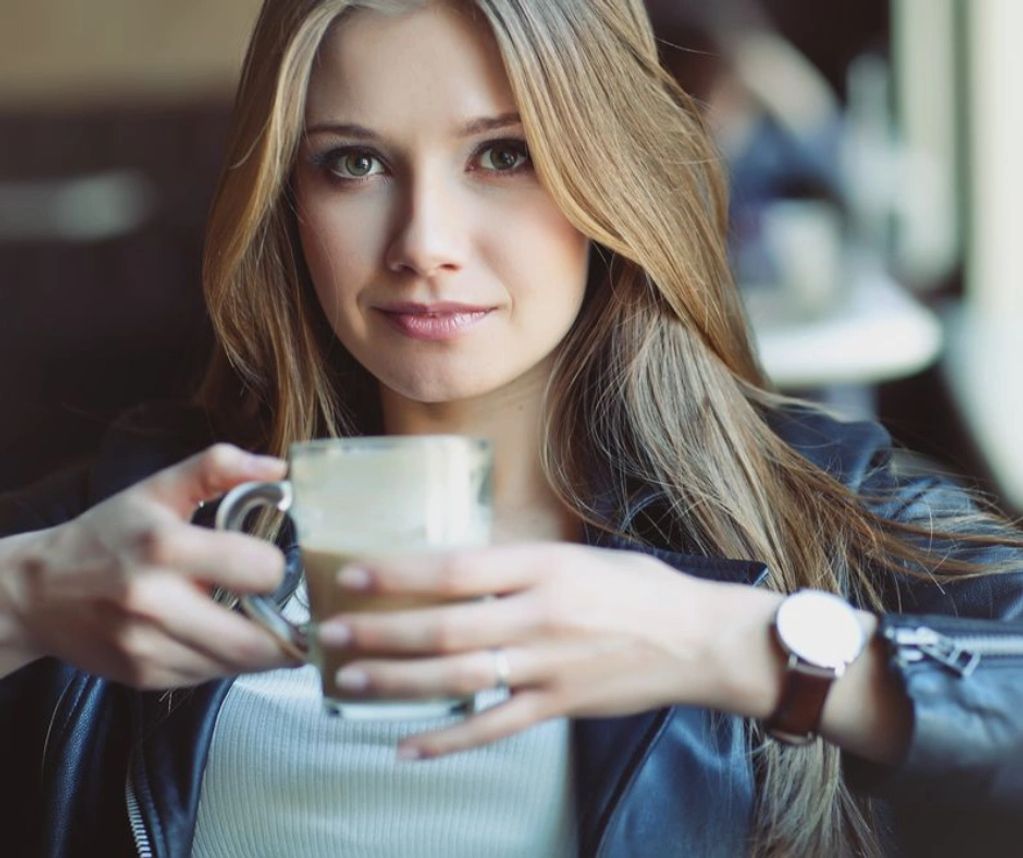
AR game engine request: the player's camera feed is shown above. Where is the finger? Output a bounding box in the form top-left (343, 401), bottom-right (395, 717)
top-left (334, 646), bottom-right (543, 700)
top-left (143, 444), bottom-right (287, 517)
top-left (86, 603), bottom-right (263, 689)
top-left (397, 690), bottom-right (553, 759)
top-left (127, 575), bottom-right (298, 673)
top-left (136, 521), bottom-right (286, 594)
top-left (338, 543), bottom-right (572, 600)
top-left (320, 592), bottom-right (536, 655)
top-left (125, 628), bottom-right (252, 689)
top-left (144, 643), bottom-right (245, 688)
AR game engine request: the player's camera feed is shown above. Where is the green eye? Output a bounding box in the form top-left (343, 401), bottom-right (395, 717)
top-left (340, 152), bottom-right (380, 177)
top-left (319, 149), bottom-right (383, 180)
top-left (479, 142), bottom-right (530, 172)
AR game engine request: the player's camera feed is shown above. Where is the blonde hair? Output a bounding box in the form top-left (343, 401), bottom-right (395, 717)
top-left (199, 1), bottom-right (1012, 854)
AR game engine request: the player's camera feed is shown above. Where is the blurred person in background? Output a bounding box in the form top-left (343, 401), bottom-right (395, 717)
top-left (2, 1), bottom-right (1023, 857)
top-left (654, 0), bottom-right (860, 308)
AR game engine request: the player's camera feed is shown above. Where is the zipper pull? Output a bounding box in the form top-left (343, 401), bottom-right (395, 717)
top-left (886, 625), bottom-right (982, 677)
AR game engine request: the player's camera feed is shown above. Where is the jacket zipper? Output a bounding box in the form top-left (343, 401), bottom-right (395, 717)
top-left (125, 749), bottom-right (154, 858)
top-left (885, 624), bottom-right (1023, 677)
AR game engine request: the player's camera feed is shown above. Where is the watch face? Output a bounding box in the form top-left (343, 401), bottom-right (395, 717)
top-left (775, 590), bottom-right (866, 670)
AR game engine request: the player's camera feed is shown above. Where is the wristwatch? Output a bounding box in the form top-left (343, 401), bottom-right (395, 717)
top-left (764, 589), bottom-right (868, 745)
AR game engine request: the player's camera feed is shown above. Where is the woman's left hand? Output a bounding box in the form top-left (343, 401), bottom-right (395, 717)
top-left (317, 543), bottom-right (751, 759)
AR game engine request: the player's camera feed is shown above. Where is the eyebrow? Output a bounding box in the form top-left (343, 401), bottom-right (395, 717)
top-left (305, 112), bottom-right (523, 140)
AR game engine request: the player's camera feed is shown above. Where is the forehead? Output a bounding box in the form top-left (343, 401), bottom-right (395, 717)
top-left (305, 2), bottom-right (517, 132)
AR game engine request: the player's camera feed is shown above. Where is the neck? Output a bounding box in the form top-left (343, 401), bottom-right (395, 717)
top-left (378, 362), bottom-right (580, 544)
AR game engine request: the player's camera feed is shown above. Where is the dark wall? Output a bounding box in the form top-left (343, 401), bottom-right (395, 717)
top-left (0, 104), bottom-right (230, 491)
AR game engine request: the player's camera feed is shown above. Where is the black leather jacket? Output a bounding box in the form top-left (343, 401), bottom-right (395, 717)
top-left (2, 405), bottom-right (1022, 857)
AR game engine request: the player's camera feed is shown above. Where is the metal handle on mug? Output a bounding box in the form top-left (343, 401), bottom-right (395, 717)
top-left (214, 480), bottom-right (310, 661)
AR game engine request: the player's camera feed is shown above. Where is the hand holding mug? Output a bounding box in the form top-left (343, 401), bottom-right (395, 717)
top-left (313, 543), bottom-right (746, 760)
top-left (1, 445), bottom-right (294, 687)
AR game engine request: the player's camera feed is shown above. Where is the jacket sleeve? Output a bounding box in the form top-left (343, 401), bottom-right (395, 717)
top-left (0, 401), bottom-right (213, 535)
top-left (837, 431), bottom-right (1023, 855)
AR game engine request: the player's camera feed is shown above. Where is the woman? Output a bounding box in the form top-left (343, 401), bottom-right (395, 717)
top-left (2, 1), bottom-right (1023, 856)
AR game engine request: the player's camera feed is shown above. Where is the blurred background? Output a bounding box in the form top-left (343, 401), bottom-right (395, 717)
top-left (1, 0), bottom-right (1020, 514)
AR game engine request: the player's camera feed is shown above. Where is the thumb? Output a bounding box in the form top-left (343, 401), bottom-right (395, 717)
top-left (143, 444), bottom-right (287, 518)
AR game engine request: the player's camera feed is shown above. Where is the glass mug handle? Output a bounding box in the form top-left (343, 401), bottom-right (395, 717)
top-left (214, 480), bottom-right (310, 661)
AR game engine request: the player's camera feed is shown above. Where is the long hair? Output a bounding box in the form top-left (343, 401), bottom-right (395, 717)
top-left (198, 1), bottom-right (1013, 854)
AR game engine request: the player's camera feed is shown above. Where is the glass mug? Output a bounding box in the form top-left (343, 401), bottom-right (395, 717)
top-left (215, 436), bottom-right (493, 719)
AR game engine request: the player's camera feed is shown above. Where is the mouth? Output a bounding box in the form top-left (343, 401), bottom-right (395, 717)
top-left (373, 302), bottom-right (497, 342)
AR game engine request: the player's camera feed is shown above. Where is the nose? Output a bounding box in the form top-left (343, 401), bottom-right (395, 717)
top-left (384, 175), bottom-right (467, 278)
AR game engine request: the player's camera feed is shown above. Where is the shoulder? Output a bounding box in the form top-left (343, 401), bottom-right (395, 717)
top-left (766, 403), bottom-right (892, 492)
top-left (92, 400), bottom-right (216, 496)
top-left (0, 400), bottom-right (215, 534)
top-left (769, 404), bottom-right (1023, 619)
top-left (765, 403), bottom-right (977, 521)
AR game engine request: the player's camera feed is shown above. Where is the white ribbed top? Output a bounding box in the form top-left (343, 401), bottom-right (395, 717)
top-left (191, 587), bottom-right (577, 858)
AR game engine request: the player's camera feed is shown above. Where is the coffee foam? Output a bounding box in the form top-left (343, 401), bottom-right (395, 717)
top-left (289, 440), bottom-right (489, 553)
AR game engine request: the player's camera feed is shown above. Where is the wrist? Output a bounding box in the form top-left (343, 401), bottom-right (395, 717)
top-left (763, 590), bottom-right (872, 744)
top-left (689, 582), bottom-right (906, 762)
top-left (697, 581), bottom-right (785, 718)
top-left (693, 584), bottom-right (879, 723)
top-left (0, 528), bottom-right (57, 670)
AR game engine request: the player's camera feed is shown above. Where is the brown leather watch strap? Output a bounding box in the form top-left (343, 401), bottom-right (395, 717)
top-left (764, 655), bottom-right (835, 745)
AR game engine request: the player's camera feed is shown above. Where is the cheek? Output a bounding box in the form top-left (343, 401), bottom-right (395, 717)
top-left (485, 200), bottom-right (589, 313)
top-left (296, 193), bottom-right (387, 324)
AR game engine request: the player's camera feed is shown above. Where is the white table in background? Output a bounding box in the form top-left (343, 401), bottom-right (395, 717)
top-left (744, 261), bottom-right (943, 416)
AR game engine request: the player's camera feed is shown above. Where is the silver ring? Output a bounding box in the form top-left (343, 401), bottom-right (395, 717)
top-left (490, 647), bottom-right (511, 693)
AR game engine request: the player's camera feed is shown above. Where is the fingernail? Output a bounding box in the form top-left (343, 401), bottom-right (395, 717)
top-left (335, 667), bottom-right (369, 691)
top-left (396, 745), bottom-right (422, 761)
top-left (337, 565), bottom-right (371, 590)
top-left (318, 621), bottom-right (351, 647)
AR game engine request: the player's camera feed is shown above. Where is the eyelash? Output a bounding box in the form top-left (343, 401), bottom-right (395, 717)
top-left (309, 138), bottom-right (532, 185)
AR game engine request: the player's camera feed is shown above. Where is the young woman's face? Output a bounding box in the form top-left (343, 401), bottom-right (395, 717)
top-left (293, 2), bottom-right (590, 405)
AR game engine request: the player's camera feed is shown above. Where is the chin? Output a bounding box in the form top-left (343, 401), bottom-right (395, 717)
top-left (393, 382), bottom-right (496, 406)
top-left (381, 368), bottom-right (508, 405)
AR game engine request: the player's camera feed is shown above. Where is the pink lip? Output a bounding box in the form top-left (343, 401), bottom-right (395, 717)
top-left (374, 303), bottom-right (496, 341)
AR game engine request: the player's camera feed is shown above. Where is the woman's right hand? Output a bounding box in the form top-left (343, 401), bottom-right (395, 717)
top-left (0, 445), bottom-right (296, 687)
